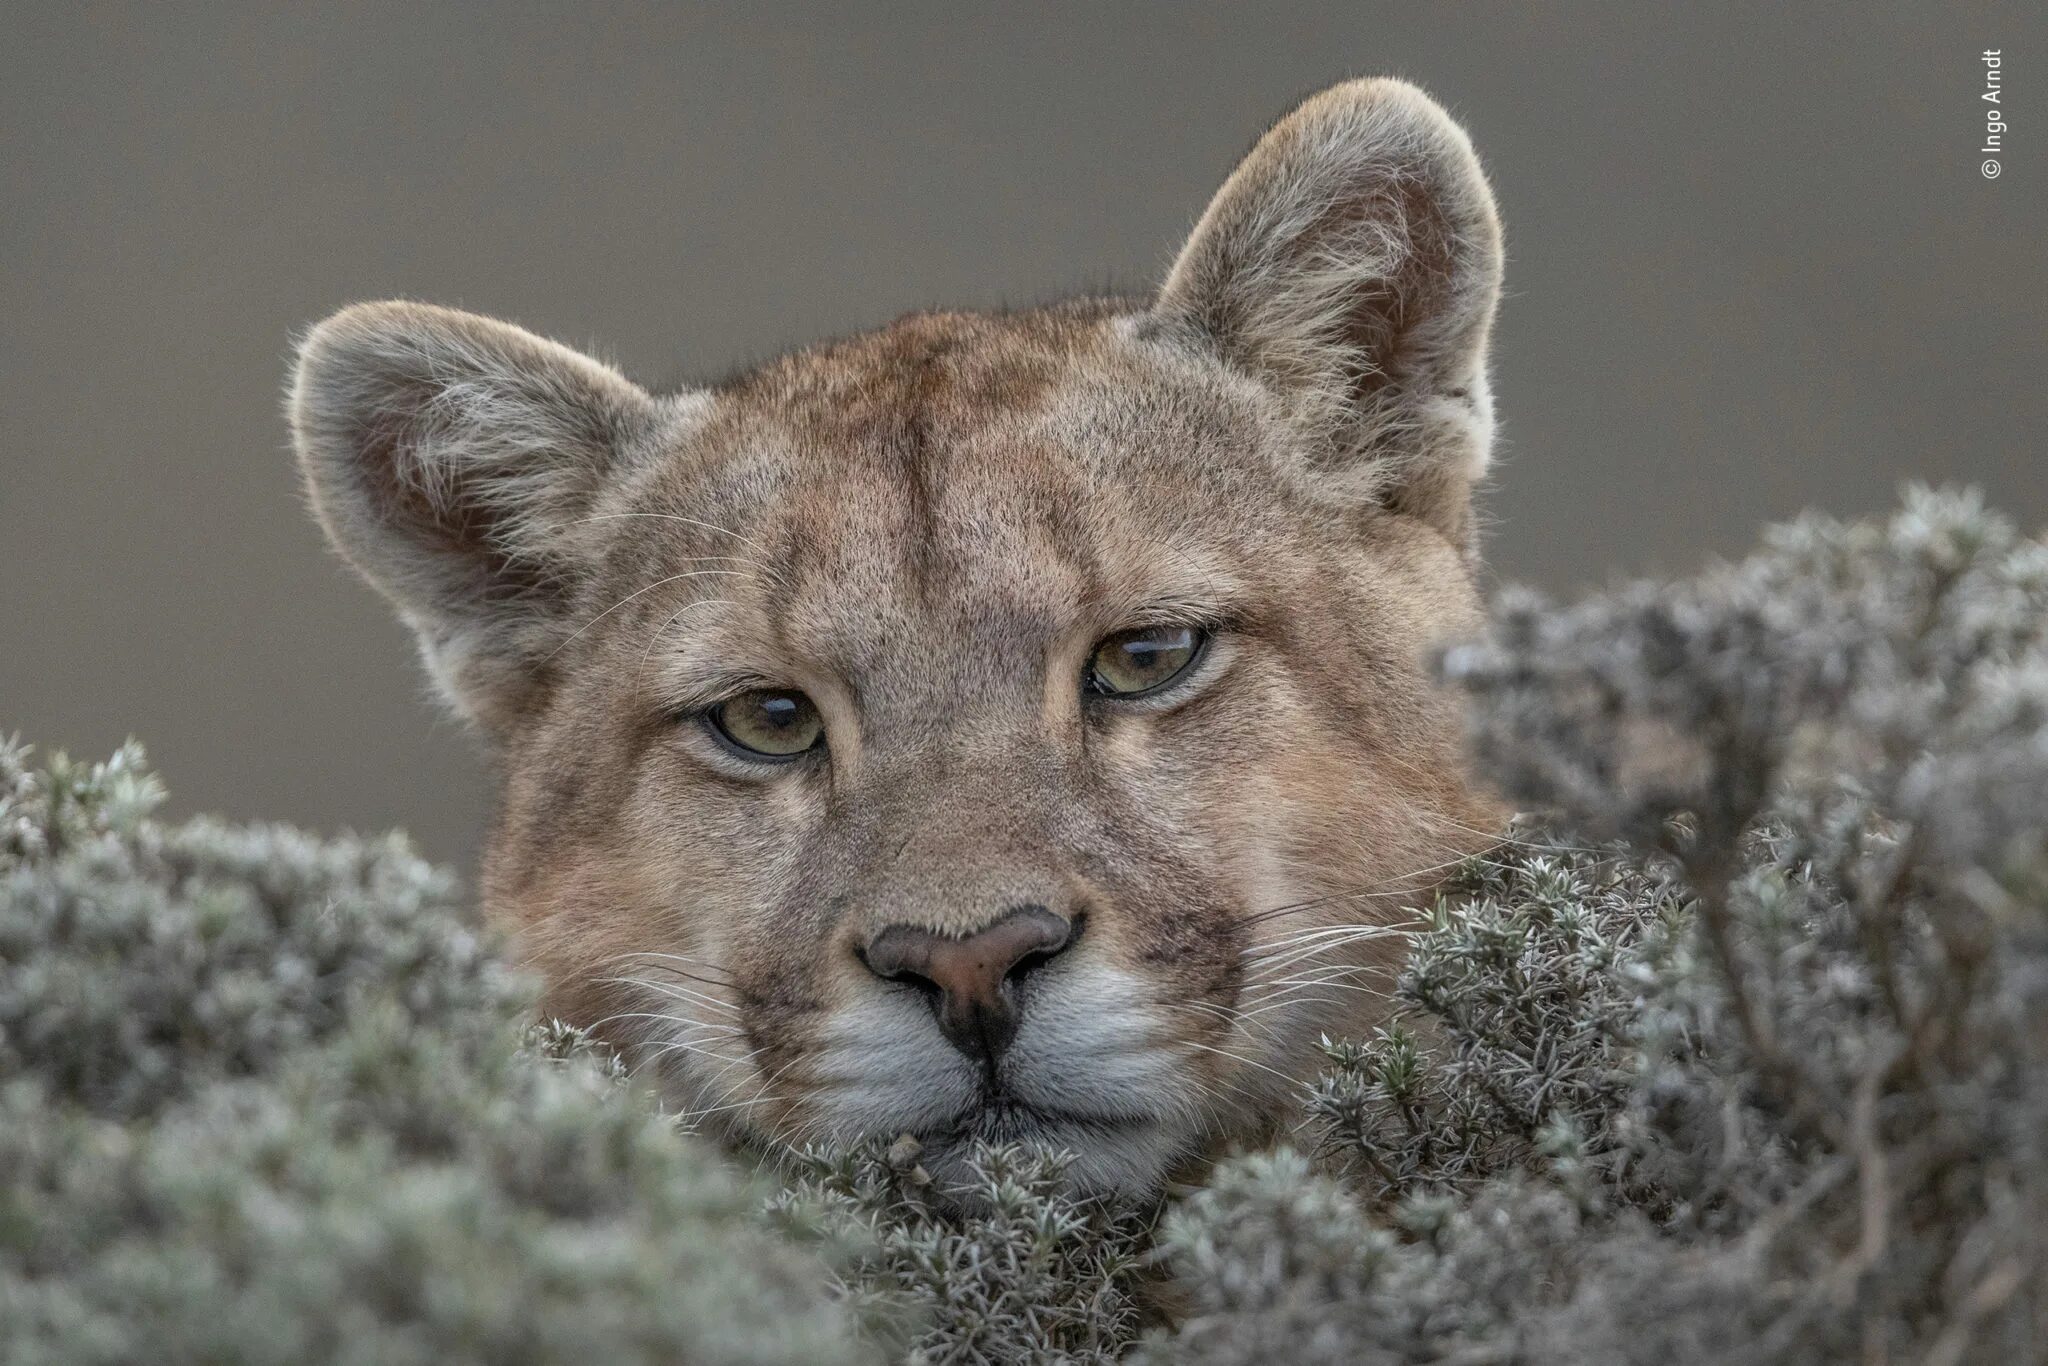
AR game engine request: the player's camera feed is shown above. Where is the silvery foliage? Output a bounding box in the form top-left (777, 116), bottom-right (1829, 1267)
top-left (1147, 488), bottom-right (2048, 1364)
top-left (773, 1137), bottom-right (1149, 1365)
top-left (0, 738), bottom-right (879, 1366)
top-left (6, 487), bottom-right (2044, 1364)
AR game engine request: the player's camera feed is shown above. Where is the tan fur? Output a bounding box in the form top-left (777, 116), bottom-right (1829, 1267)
top-left (290, 79), bottom-right (1507, 1196)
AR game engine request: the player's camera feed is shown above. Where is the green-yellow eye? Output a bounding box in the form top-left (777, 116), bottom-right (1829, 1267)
top-left (1086, 625), bottom-right (1208, 699)
top-left (707, 689), bottom-right (825, 759)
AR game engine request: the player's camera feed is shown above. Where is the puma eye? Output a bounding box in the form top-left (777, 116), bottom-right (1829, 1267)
top-left (1085, 625), bottom-right (1209, 699)
top-left (706, 689), bottom-right (825, 760)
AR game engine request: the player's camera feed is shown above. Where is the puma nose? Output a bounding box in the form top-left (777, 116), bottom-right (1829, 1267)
top-left (860, 905), bottom-right (1074, 1064)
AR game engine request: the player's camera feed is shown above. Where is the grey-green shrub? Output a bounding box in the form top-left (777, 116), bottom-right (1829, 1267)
top-left (0, 738), bottom-right (880, 1366)
top-left (7, 486), bottom-right (2045, 1364)
top-left (774, 1137), bottom-right (1148, 1364)
top-left (1145, 488), bottom-right (2048, 1364)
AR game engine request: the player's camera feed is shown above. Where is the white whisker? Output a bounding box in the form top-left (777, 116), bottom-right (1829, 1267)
top-left (542, 569), bottom-right (746, 665)
top-left (596, 974), bottom-right (739, 1017)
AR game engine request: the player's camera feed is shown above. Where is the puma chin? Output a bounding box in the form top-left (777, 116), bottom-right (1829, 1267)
top-left (290, 78), bottom-right (1507, 1199)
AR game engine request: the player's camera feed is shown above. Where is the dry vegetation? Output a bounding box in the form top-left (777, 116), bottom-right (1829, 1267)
top-left (5, 489), bottom-right (2043, 1363)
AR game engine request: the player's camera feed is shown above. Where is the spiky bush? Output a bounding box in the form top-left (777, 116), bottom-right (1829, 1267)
top-left (7, 487), bottom-right (2044, 1364)
top-left (773, 1137), bottom-right (1149, 1363)
top-left (0, 737), bottom-right (1145, 1365)
top-left (1302, 825), bottom-right (1686, 1205)
top-left (1146, 488), bottom-right (2048, 1364)
top-left (0, 738), bottom-right (881, 1366)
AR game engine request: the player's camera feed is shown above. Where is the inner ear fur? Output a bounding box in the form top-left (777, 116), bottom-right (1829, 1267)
top-left (1150, 78), bottom-right (1504, 540)
top-left (289, 300), bottom-right (661, 731)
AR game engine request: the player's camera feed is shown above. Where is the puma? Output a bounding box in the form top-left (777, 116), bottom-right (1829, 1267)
top-left (291, 78), bottom-right (1506, 1196)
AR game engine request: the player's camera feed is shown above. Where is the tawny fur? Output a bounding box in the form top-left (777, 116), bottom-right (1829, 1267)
top-left (290, 78), bottom-right (1507, 1196)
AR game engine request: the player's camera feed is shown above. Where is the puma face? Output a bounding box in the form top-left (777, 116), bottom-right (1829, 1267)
top-left (291, 78), bottom-right (1507, 1198)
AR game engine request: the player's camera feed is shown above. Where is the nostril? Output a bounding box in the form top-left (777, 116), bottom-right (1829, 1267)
top-left (1004, 907), bottom-right (1081, 985)
top-left (855, 937), bottom-right (937, 994)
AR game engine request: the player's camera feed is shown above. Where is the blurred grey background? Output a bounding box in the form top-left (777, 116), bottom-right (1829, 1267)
top-left (5, 3), bottom-right (2043, 871)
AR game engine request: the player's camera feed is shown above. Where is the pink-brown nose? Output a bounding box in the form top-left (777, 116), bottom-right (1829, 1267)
top-left (860, 905), bottom-right (1074, 1064)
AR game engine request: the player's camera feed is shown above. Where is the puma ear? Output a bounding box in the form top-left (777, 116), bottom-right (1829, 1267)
top-left (1151, 78), bottom-right (1503, 539)
top-left (289, 301), bottom-right (662, 731)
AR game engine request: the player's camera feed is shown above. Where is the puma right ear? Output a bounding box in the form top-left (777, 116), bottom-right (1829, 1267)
top-left (289, 301), bottom-right (663, 732)
top-left (1152, 78), bottom-right (1504, 539)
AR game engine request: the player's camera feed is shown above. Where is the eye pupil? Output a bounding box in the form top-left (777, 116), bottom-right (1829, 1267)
top-left (1087, 625), bottom-right (1206, 698)
top-left (708, 689), bottom-right (824, 759)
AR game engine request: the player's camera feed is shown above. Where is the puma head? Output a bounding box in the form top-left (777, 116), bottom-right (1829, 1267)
top-left (291, 78), bottom-right (1506, 1197)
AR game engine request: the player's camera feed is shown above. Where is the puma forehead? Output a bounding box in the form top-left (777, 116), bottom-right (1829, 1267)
top-left (291, 78), bottom-right (1506, 1197)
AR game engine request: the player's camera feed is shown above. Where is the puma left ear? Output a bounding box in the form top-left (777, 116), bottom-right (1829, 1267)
top-left (1151, 78), bottom-right (1503, 538)
top-left (289, 301), bottom-right (663, 732)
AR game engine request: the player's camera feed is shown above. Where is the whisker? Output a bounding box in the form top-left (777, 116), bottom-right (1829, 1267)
top-left (686, 1092), bottom-right (789, 1121)
top-left (1220, 819), bottom-right (1622, 942)
top-left (1224, 992), bottom-right (1351, 1022)
top-left (1177, 1038), bottom-right (1309, 1089)
top-left (684, 1049), bottom-right (809, 1128)
top-left (1224, 853), bottom-right (1476, 933)
top-left (1248, 921), bottom-right (1420, 952)
top-left (643, 1038), bottom-right (752, 1074)
top-left (1265, 959), bottom-right (1401, 983)
top-left (640, 598), bottom-right (737, 668)
top-left (563, 512), bottom-right (795, 597)
top-left (541, 569), bottom-right (746, 666)
top-left (597, 949), bottom-right (735, 986)
top-left (596, 974), bottom-right (739, 1017)
top-left (1262, 975), bottom-right (1396, 998)
top-left (580, 1007), bottom-right (703, 1036)
top-left (1163, 999), bottom-right (1295, 1055)
top-left (638, 1036), bottom-right (752, 1067)
top-left (1244, 926), bottom-right (1420, 978)
top-left (630, 1024), bottom-right (758, 1098)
